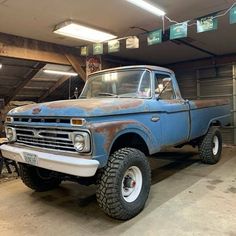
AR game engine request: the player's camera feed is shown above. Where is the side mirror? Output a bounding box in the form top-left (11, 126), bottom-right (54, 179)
top-left (156, 78), bottom-right (172, 100)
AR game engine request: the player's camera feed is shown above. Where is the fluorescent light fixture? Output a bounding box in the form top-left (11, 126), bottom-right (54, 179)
top-left (54, 21), bottom-right (117, 43)
top-left (126, 0), bottom-right (166, 16)
top-left (43, 69), bottom-right (78, 76)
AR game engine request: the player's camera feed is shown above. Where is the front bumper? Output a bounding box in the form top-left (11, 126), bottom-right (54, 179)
top-left (0, 144), bottom-right (99, 177)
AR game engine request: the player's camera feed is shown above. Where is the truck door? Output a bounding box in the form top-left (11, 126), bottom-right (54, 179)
top-left (154, 73), bottom-right (190, 146)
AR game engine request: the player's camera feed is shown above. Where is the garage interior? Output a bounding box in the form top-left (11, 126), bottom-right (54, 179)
top-left (0, 0), bottom-right (236, 235)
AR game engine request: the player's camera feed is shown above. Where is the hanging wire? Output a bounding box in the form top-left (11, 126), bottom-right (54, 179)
top-left (164, 15), bottom-right (180, 24)
top-left (212, 2), bottom-right (236, 19)
top-left (163, 1), bottom-right (236, 27)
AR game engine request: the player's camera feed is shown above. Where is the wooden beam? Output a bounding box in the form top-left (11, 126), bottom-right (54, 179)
top-left (38, 75), bottom-right (70, 102)
top-left (31, 77), bottom-right (59, 82)
top-left (0, 32), bottom-right (80, 65)
top-left (65, 54), bottom-right (86, 81)
top-left (23, 86), bottom-right (49, 90)
top-left (5, 63), bottom-right (45, 104)
top-left (167, 53), bottom-right (236, 71)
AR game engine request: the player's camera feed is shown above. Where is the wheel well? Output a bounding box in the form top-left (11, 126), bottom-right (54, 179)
top-left (110, 133), bottom-right (149, 156)
top-left (210, 120), bottom-right (221, 127)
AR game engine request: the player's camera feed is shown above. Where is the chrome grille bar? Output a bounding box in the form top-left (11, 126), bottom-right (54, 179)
top-left (15, 126), bottom-right (76, 153)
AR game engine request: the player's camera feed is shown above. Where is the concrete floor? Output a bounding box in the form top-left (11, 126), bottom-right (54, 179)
top-left (0, 147), bottom-right (236, 236)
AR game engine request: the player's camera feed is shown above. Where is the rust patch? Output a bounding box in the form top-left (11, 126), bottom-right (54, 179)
top-left (46, 99), bottom-right (144, 112)
top-left (32, 107), bottom-right (42, 114)
top-left (9, 104), bottom-right (38, 114)
top-left (193, 99), bottom-right (229, 109)
top-left (89, 120), bottom-right (137, 151)
top-left (88, 120), bottom-right (152, 152)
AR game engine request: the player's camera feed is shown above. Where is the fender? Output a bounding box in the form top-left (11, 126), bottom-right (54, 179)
top-left (87, 119), bottom-right (158, 163)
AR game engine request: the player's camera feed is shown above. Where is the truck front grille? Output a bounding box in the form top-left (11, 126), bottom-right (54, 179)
top-left (15, 127), bottom-right (76, 153)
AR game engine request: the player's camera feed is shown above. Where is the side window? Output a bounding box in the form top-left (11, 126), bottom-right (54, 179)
top-left (155, 73), bottom-right (175, 100)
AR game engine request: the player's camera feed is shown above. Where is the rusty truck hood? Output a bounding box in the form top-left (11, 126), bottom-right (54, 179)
top-left (8, 98), bottom-right (149, 117)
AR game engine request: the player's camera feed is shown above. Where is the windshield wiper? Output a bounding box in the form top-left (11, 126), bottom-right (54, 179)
top-left (98, 93), bottom-right (119, 97)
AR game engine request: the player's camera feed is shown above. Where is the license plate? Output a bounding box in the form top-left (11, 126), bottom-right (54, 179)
top-left (23, 152), bottom-right (38, 166)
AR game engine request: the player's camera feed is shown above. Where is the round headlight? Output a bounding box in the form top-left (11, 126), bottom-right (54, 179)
top-left (74, 135), bottom-right (85, 152)
top-left (5, 127), bottom-right (16, 142)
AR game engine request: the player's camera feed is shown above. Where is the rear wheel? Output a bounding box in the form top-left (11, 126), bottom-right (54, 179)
top-left (19, 164), bottom-right (61, 192)
top-left (198, 127), bottom-right (222, 164)
top-left (96, 148), bottom-right (151, 220)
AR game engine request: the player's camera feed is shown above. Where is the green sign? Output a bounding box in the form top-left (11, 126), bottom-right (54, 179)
top-left (170, 22), bottom-right (188, 40)
top-left (93, 43), bottom-right (103, 55)
top-left (147, 29), bottom-right (162, 45)
top-left (197, 17), bottom-right (218, 33)
top-left (80, 46), bottom-right (88, 56)
top-left (108, 39), bottom-right (120, 53)
top-left (230, 6), bottom-right (236, 24)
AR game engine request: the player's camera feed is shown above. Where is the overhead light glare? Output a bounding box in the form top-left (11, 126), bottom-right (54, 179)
top-left (43, 69), bottom-right (78, 76)
top-left (0, 64), bottom-right (2, 69)
top-left (126, 0), bottom-right (166, 16)
top-left (54, 21), bottom-right (117, 43)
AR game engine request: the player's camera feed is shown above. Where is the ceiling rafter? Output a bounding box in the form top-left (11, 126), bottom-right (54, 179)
top-left (38, 75), bottom-right (71, 102)
top-left (5, 62), bottom-right (45, 105)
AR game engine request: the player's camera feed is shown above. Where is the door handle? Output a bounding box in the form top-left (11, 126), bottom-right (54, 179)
top-left (151, 115), bottom-right (160, 122)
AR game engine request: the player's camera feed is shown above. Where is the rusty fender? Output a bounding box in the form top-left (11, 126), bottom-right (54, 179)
top-left (87, 120), bottom-right (155, 159)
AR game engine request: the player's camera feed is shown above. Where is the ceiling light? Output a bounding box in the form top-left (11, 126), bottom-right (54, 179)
top-left (54, 21), bottom-right (117, 43)
top-left (43, 69), bottom-right (78, 76)
top-left (126, 0), bottom-right (166, 16)
top-left (0, 64), bottom-right (2, 69)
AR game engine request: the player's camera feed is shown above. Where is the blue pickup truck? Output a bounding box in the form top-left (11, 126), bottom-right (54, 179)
top-left (1, 65), bottom-right (230, 220)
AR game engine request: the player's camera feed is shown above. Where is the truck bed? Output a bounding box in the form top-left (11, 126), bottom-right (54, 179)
top-left (189, 99), bottom-right (230, 140)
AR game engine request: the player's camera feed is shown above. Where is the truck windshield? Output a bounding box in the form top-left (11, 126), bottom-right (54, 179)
top-left (80, 70), bottom-right (151, 99)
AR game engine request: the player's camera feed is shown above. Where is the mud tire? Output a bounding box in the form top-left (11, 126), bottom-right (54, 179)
top-left (199, 127), bottom-right (222, 165)
top-left (19, 164), bottom-right (61, 192)
top-left (96, 148), bottom-right (151, 220)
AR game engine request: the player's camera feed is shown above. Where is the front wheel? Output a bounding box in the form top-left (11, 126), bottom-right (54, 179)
top-left (19, 164), bottom-right (61, 192)
top-left (96, 148), bottom-right (151, 220)
top-left (198, 127), bottom-right (222, 164)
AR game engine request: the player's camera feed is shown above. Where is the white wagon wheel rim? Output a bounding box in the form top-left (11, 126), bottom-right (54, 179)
top-left (212, 135), bottom-right (219, 155)
top-left (121, 166), bottom-right (142, 203)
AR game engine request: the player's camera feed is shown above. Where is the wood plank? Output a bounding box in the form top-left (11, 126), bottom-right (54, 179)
top-left (38, 75), bottom-right (70, 102)
top-left (65, 54), bottom-right (86, 81)
top-left (5, 63), bottom-right (45, 104)
top-left (23, 86), bottom-right (49, 90)
top-left (0, 32), bottom-right (81, 65)
top-left (31, 77), bottom-right (59, 82)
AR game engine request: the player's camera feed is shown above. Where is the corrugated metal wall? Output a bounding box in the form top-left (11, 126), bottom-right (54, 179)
top-left (175, 64), bottom-right (235, 144)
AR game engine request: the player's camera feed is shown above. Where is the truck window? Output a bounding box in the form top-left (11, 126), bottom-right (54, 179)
top-left (155, 73), bottom-right (175, 100)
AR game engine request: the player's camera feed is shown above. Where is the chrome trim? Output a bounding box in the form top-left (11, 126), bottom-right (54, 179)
top-left (16, 128), bottom-right (72, 141)
top-left (10, 124), bottom-right (87, 131)
top-left (70, 118), bottom-right (86, 126)
top-left (13, 143), bottom-right (85, 156)
top-left (5, 116), bottom-right (13, 123)
top-left (5, 126), bottom-right (17, 142)
top-left (72, 132), bottom-right (91, 152)
top-left (17, 140), bottom-right (75, 151)
top-left (15, 126), bottom-right (76, 153)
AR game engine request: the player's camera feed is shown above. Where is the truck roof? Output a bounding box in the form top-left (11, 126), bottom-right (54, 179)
top-left (90, 65), bottom-right (174, 76)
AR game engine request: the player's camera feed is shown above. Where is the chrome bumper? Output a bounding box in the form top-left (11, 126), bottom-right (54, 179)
top-left (0, 144), bottom-right (99, 177)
